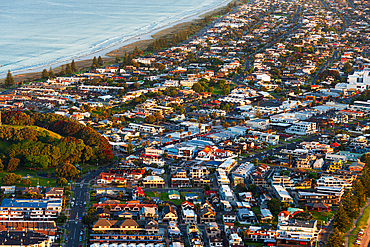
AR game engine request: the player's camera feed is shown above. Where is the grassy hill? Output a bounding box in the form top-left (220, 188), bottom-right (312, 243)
top-left (2, 125), bottom-right (62, 140)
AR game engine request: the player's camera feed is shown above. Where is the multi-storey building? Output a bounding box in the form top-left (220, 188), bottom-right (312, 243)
top-left (0, 199), bottom-right (62, 221)
top-left (286, 122), bottom-right (317, 135)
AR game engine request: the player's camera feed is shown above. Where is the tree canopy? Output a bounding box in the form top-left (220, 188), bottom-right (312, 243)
top-left (5, 70), bottom-right (14, 87)
top-left (0, 111), bottom-right (113, 171)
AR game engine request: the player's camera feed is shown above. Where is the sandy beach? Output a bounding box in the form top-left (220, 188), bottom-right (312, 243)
top-left (1, 0), bottom-right (235, 84)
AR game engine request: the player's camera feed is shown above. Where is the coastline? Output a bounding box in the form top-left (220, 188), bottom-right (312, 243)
top-left (1, 0), bottom-right (234, 83)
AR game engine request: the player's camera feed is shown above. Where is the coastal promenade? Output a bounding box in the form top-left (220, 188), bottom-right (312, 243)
top-left (344, 199), bottom-right (370, 247)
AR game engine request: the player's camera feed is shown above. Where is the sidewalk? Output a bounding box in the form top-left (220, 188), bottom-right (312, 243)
top-left (360, 216), bottom-right (370, 247)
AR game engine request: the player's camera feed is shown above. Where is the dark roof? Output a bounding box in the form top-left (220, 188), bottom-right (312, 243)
top-left (0, 230), bottom-right (48, 245)
top-left (163, 205), bottom-right (177, 216)
top-left (223, 211), bottom-right (237, 216)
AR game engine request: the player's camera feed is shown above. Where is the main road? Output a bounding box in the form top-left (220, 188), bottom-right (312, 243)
top-left (65, 166), bottom-right (109, 247)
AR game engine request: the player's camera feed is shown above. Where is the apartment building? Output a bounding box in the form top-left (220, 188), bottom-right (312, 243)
top-left (142, 176), bottom-right (165, 188)
top-left (272, 185), bottom-right (293, 203)
top-left (316, 176), bottom-right (351, 188)
top-left (128, 123), bottom-right (165, 134)
top-left (286, 121), bottom-right (317, 135)
top-left (0, 199), bottom-right (62, 221)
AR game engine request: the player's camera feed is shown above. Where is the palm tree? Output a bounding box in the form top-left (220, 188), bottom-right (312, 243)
top-left (188, 131), bottom-right (192, 140)
top-left (168, 135), bottom-right (172, 143)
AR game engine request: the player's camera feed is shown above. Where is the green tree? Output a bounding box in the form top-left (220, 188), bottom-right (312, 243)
top-left (60, 65), bottom-right (65, 75)
top-left (71, 60), bottom-right (77, 73)
top-left (82, 146), bottom-right (94, 164)
top-left (5, 70), bottom-right (14, 87)
top-left (353, 179), bottom-right (366, 206)
top-left (22, 179), bottom-right (31, 186)
top-left (98, 56), bottom-right (103, 66)
top-left (133, 46), bottom-right (142, 56)
top-left (0, 159), bottom-right (3, 171)
top-left (127, 140), bottom-right (134, 154)
top-left (92, 56), bottom-right (98, 68)
top-left (56, 213), bottom-right (67, 224)
top-left (267, 198), bottom-right (281, 215)
top-left (48, 67), bottom-right (55, 78)
top-left (2, 173), bottom-right (22, 185)
top-left (65, 64), bottom-right (72, 75)
top-left (133, 82), bottom-right (140, 90)
top-left (82, 214), bottom-right (98, 226)
top-left (7, 158), bottom-right (20, 172)
top-left (327, 228), bottom-right (344, 247)
top-left (223, 86), bottom-right (230, 95)
top-left (59, 177), bottom-right (68, 185)
top-left (25, 155), bottom-right (51, 169)
top-left (42, 69), bottom-right (49, 79)
top-left (255, 107), bottom-right (262, 119)
top-left (343, 62), bottom-right (353, 74)
top-left (192, 83), bottom-right (205, 93)
top-left (361, 167), bottom-right (370, 196)
top-left (361, 153), bottom-right (370, 164)
top-left (333, 204), bottom-right (350, 232)
top-left (56, 163), bottom-right (80, 179)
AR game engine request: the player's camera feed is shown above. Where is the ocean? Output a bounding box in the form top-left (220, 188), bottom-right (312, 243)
top-left (0, 0), bottom-right (230, 77)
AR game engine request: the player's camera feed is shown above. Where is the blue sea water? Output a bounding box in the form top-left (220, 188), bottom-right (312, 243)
top-left (0, 0), bottom-right (230, 76)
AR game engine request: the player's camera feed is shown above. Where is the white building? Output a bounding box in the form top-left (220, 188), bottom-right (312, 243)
top-left (272, 185), bottom-right (293, 203)
top-left (286, 122), bottom-right (317, 135)
top-left (277, 220), bottom-right (319, 240)
top-left (128, 123), bottom-right (165, 134)
top-left (316, 176), bottom-right (351, 188)
top-left (246, 119), bottom-right (270, 130)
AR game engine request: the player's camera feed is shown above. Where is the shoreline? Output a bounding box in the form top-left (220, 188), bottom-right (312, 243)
top-left (1, 0), bottom-right (234, 83)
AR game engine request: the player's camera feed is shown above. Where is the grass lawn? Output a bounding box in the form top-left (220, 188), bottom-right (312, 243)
top-left (81, 164), bottom-right (100, 174)
top-left (145, 191), bottom-right (160, 198)
top-left (160, 192), bottom-right (184, 205)
top-left (252, 207), bottom-right (262, 221)
top-left (310, 211), bottom-right (334, 225)
top-left (0, 170), bottom-right (57, 187)
top-left (213, 87), bottom-right (224, 95)
top-left (244, 241), bottom-right (263, 246)
top-left (89, 199), bottom-right (98, 207)
top-left (348, 204), bottom-right (370, 247)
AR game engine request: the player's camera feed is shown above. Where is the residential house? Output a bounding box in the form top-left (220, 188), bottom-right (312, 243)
top-left (45, 188), bottom-right (64, 198)
top-left (162, 205), bottom-right (178, 222)
top-left (182, 209), bottom-right (197, 224)
top-left (142, 176), bottom-right (165, 188)
top-left (169, 190), bottom-right (181, 200)
top-left (223, 211), bottom-right (237, 223)
top-left (206, 222), bottom-right (221, 239)
top-left (244, 226), bottom-right (277, 242)
top-left (199, 206), bottom-right (216, 223)
top-left (237, 208), bottom-right (258, 224)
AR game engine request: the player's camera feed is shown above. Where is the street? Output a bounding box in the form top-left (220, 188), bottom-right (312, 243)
top-left (65, 167), bottom-right (108, 247)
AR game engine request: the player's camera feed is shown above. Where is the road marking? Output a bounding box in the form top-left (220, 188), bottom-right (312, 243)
top-left (73, 229), bottom-right (76, 239)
